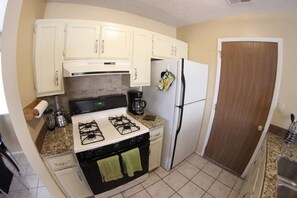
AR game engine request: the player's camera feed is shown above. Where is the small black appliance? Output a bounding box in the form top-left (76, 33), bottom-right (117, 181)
top-left (127, 90), bottom-right (147, 115)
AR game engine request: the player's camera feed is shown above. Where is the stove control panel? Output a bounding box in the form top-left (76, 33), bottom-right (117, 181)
top-left (76, 132), bottom-right (149, 162)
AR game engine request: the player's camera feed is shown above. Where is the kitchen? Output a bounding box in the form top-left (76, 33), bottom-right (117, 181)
top-left (1, 0), bottom-right (297, 198)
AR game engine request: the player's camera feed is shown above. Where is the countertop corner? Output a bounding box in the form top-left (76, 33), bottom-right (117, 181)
top-left (39, 124), bottom-right (74, 157)
top-left (128, 110), bottom-right (166, 129)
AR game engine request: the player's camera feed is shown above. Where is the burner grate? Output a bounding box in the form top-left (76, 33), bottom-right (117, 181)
top-left (109, 115), bottom-right (140, 135)
top-left (78, 120), bottom-right (105, 145)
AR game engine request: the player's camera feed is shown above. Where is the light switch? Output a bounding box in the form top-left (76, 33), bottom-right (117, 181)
top-left (277, 102), bottom-right (285, 113)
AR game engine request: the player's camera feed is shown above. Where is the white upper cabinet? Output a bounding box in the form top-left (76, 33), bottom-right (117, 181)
top-left (100, 24), bottom-right (132, 60)
top-left (152, 33), bottom-right (188, 59)
top-left (34, 21), bottom-right (65, 97)
top-left (152, 34), bottom-right (174, 59)
top-left (33, 19), bottom-right (189, 95)
top-left (64, 22), bottom-right (132, 60)
top-left (64, 22), bottom-right (100, 59)
top-left (175, 40), bottom-right (188, 59)
top-left (131, 28), bottom-right (152, 87)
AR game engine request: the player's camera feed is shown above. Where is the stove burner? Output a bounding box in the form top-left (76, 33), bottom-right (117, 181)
top-left (123, 125), bottom-right (131, 130)
top-left (109, 115), bottom-right (140, 135)
top-left (78, 120), bottom-right (105, 145)
top-left (87, 133), bottom-right (96, 140)
top-left (85, 123), bottom-right (92, 128)
top-left (109, 115), bottom-right (131, 126)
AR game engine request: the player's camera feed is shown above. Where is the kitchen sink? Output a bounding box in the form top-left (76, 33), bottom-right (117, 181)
top-left (278, 184), bottom-right (297, 198)
top-left (277, 157), bottom-right (297, 184)
top-left (277, 157), bottom-right (297, 198)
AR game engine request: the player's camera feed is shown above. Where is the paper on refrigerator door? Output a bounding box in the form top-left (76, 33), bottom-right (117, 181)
top-left (156, 70), bottom-right (175, 91)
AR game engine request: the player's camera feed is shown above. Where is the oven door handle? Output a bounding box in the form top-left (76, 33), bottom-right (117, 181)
top-left (79, 141), bottom-right (150, 165)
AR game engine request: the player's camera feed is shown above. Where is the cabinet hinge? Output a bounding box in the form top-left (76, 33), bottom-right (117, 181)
top-left (219, 50), bottom-right (222, 58)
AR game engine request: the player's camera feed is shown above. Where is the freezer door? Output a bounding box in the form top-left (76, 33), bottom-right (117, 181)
top-left (182, 60), bottom-right (208, 105)
top-left (172, 100), bottom-right (205, 168)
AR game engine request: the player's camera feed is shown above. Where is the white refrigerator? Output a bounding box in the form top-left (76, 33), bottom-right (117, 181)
top-left (143, 59), bottom-right (208, 171)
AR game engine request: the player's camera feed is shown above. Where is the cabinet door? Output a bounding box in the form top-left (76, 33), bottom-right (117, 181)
top-left (34, 22), bottom-right (64, 97)
top-left (45, 153), bottom-right (76, 171)
top-left (149, 138), bottom-right (163, 171)
top-left (65, 22), bottom-right (100, 59)
top-left (152, 34), bottom-right (175, 59)
top-left (175, 40), bottom-right (188, 59)
top-left (100, 25), bottom-right (132, 59)
top-left (55, 167), bottom-right (93, 198)
top-left (131, 29), bottom-right (152, 87)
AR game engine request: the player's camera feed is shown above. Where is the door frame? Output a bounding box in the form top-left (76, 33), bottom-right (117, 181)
top-left (201, 37), bottom-right (283, 177)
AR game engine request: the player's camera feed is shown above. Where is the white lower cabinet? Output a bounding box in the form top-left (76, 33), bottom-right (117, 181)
top-left (55, 166), bottom-right (92, 198)
top-left (149, 126), bottom-right (164, 171)
top-left (44, 153), bottom-right (92, 198)
top-left (239, 139), bottom-right (266, 198)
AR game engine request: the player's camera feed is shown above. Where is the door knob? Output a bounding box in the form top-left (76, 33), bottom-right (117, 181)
top-left (257, 125), bottom-right (263, 132)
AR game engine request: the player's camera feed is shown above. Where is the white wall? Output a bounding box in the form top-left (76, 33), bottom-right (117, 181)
top-left (44, 3), bottom-right (176, 38)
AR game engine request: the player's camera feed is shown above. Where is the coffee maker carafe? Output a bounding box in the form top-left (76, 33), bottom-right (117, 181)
top-left (127, 90), bottom-right (147, 115)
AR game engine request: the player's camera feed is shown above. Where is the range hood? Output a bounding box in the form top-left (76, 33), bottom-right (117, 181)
top-left (63, 60), bottom-right (131, 77)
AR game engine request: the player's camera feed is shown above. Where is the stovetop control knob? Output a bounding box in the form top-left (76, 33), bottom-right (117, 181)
top-left (114, 143), bottom-right (121, 150)
top-left (130, 138), bottom-right (136, 145)
top-left (94, 148), bottom-right (103, 156)
top-left (137, 135), bottom-right (143, 142)
top-left (85, 151), bottom-right (94, 159)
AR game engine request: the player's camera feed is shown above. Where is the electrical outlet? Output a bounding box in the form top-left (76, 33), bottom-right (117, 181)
top-left (277, 102), bottom-right (285, 113)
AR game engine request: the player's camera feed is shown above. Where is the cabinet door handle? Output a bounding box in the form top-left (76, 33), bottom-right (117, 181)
top-left (77, 171), bottom-right (83, 181)
top-left (174, 47), bottom-right (177, 56)
top-left (171, 46), bottom-right (174, 55)
top-left (134, 68), bottom-right (137, 80)
top-left (55, 70), bottom-right (59, 86)
top-left (94, 39), bottom-right (98, 53)
top-left (54, 160), bottom-right (70, 167)
top-left (101, 40), bottom-right (105, 54)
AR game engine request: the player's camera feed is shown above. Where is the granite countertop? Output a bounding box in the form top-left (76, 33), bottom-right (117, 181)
top-left (128, 110), bottom-right (166, 129)
top-left (39, 110), bottom-right (165, 157)
top-left (261, 133), bottom-right (297, 197)
top-left (39, 124), bottom-right (74, 157)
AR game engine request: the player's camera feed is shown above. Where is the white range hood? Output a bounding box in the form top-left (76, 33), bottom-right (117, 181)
top-left (63, 60), bottom-right (131, 77)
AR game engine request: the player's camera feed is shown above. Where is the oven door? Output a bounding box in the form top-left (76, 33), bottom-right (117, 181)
top-left (77, 141), bottom-right (149, 195)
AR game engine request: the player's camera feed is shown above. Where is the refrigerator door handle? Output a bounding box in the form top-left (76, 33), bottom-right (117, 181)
top-left (176, 59), bottom-right (186, 136)
top-left (171, 59), bottom-right (186, 169)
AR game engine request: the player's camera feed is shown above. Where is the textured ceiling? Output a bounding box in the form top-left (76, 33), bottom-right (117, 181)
top-left (46, 0), bottom-right (297, 27)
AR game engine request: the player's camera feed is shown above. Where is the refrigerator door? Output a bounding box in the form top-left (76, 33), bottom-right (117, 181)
top-left (181, 59), bottom-right (208, 105)
top-left (172, 100), bottom-right (206, 168)
top-left (143, 60), bottom-right (180, 170)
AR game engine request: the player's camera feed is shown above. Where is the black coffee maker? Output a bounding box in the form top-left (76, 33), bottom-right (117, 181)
top-left (127, 90), bottom-right (147, 115)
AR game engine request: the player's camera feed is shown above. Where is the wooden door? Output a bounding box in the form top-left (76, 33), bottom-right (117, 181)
top-left (205, 42), bottom-right (277, 174)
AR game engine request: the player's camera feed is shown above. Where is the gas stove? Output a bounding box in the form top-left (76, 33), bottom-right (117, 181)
top-left (70, 95), bottom-right (149, 196)
top-left (71, 99), bottom-right (149, 153)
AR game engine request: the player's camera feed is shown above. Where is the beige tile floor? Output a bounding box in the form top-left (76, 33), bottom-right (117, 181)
top-left (0, 152), bottom-right (51, 198)
top-left (1, 152), bottom-right (243, 198)
top-left (113, 153), bottom-right (244, 198)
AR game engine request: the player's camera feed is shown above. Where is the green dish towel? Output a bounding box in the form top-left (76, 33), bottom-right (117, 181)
top-left (121, 148), bottom-right (143, 177)
top-left (97, 155), bottom-right (123, 182)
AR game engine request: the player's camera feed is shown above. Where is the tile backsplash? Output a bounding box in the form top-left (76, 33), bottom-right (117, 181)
top-left (42, 74), bottom-right (132, 113)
